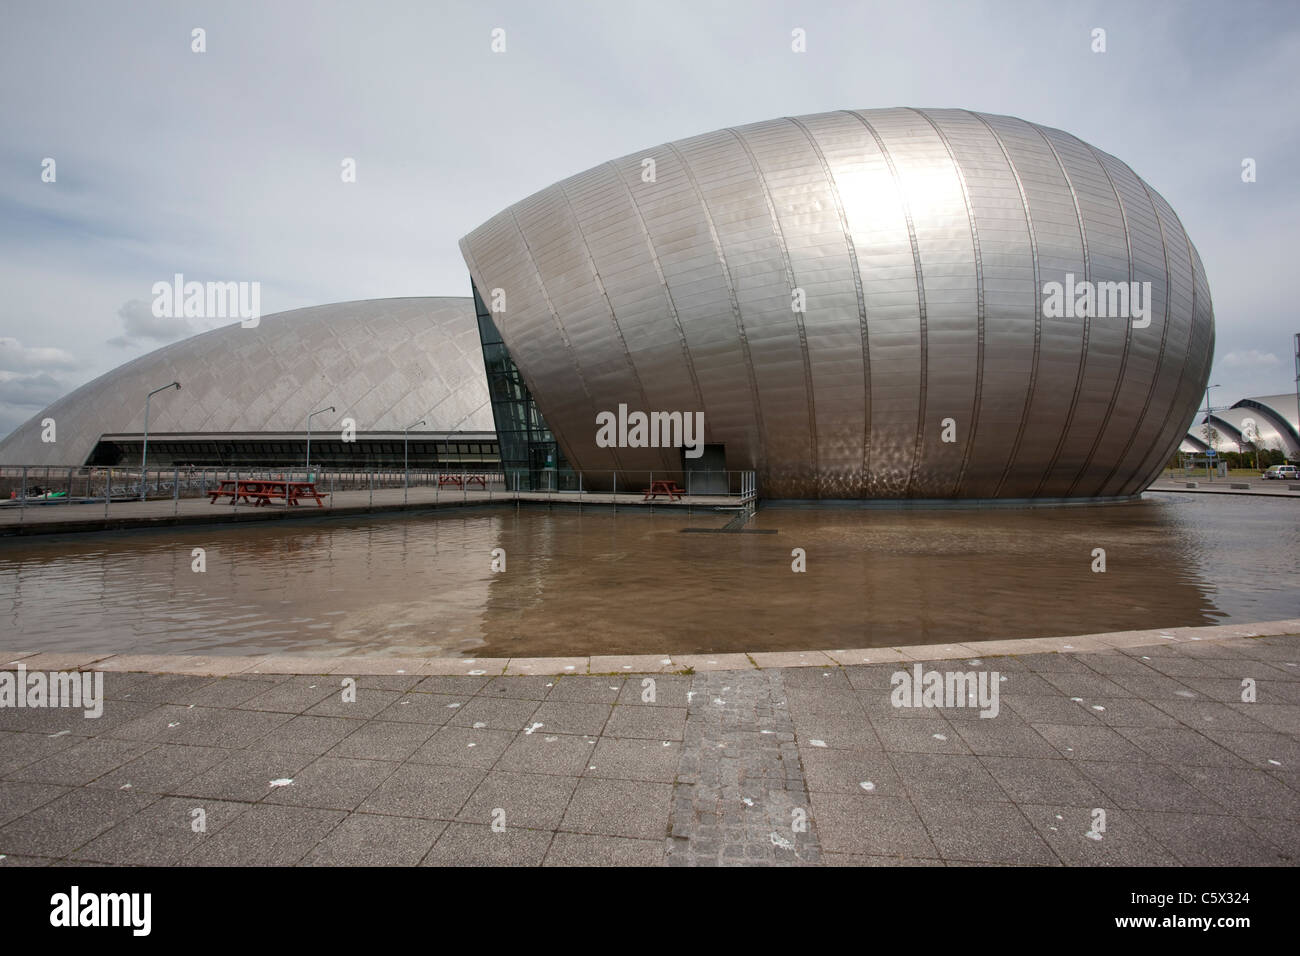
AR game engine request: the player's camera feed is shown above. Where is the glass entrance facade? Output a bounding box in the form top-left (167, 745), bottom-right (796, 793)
top-left (473, 284), bottom-right (576, 491)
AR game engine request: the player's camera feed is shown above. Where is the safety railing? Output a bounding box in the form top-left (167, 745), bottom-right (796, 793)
top-left (0, 464), bottom-right (759, 523)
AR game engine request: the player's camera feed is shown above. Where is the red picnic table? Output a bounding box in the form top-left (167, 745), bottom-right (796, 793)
top-left (643, 480), bottom-right (686, 501)
top-left (208, 479), bottom-right (329, 507)
top-left (438, 474), bottom-right (488, 489)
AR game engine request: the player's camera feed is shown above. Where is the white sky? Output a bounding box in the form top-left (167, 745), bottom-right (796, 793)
top-left (1, 0), bottom-right (1297, 437)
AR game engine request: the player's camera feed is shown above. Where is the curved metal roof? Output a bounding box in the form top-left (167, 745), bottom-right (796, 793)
top-left (461, 107), bottom-right (1214, 499)
top-left (1179, 396), bottom-right (1298, 457)
top-left (1226, 395), bottom-right (1300, 457)
top-left (0, 297), bottom-right (492, 466)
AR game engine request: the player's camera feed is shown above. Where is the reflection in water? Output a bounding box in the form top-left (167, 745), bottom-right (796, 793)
top-left (0, 494), bottom-right (1295, 658)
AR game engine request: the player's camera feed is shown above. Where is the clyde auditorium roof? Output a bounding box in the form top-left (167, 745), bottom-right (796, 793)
top-left (461, 107), bottom-right (1215, 499)
top-left (0, 297), bottom-right (493, 467)
top-left (1181, 394), bottom-right (1300, 457)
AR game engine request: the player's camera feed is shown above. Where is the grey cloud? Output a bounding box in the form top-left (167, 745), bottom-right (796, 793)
top-left (0, 406), bottom-right (36, 442)
top-left (0, 370), bottom-right (64, 406)
top-left (1, 1), bottom-right (1298, 411)
top-left (106, 298), bottom-right (199, 348)
top-left (0, 337), bottom-right (80, 373)
top-left (1220, 350), bottom-right (1282, 369)
top-left (0, 370), bottom-right (67, 441)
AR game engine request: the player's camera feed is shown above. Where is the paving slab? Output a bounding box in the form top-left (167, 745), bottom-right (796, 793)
top-left (299, 814), bottom-right (446, 867)
top-left (0, 632), bottom-right (1296, 866)
top-left (177, 804), bottom-right (346, 866)
top-left (420, 822), bottom-right (552, 866)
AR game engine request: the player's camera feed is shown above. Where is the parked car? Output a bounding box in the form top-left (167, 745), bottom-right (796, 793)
top-left (1261, 464), bottom-right (1299, 480)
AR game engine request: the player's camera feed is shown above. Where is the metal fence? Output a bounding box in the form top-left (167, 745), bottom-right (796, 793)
top-left (0, 464), bottom-right (758, 520)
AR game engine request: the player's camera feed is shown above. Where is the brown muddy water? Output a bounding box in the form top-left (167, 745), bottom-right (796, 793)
top-left (0, 493), bottom-right (1296, 659)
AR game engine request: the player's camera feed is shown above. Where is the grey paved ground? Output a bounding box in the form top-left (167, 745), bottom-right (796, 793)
top-left (1, 635), bottom-right (1297, 866)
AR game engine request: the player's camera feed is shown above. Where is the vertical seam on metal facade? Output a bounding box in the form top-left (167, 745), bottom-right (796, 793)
top-left (847, 109), bottom-right (929, 497)
top-left (725, 124), bottom-right (820, 494)
top-left (1029, 122), bottom-right (1092, 498)
top-left (787, 114), bottom-right (873, 491)
top-left (505, 204), bottom-right (605, 474)
top-left (913, 108), bottom-right (986, 497)
top-left (1066, 141), bottom-right (1138, 496)
top-left (1126, 211), bottom-right (1203, 491)
top-left (554, 176), bottom-right (671, 471)
top-left (663, 139), bottom-right (768, 473)
top-left (1094, 167), bottom-right (1175, 495)
top-left (969, 111), bottom-right (1042, 499)
top-left (606, 159), bottom-right (709, 419)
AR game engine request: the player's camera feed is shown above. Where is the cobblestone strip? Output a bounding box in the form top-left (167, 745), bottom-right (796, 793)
top-left (666, 669), bottom-right (820, 865)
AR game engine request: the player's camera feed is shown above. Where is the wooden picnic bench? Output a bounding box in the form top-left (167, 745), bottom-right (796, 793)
top-left (643, 479), bottom-right (686, 501)
top-left (208, 479), bottom-right (329, 507)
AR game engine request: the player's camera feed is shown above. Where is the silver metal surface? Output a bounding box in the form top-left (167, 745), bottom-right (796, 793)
top-left (461, 108), bottom-right (1216, 499)
top-left (0, 297), bottom-right (493, 466)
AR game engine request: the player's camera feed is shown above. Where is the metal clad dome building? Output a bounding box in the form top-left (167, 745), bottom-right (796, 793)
top-left (460, 107), bottom-right (1215, 499)
top-left (1182, 394), bottom-right (1300, 458)
top-left (0, 297), bottom-right (495, 468)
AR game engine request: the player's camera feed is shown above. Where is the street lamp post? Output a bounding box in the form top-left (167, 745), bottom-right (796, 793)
top-left (305, 406), bottom-right (335, 481)
top-left (1202, 384), bottom-right (1221, 479)
top-left (404, 419), bottom-right (426, 503)
top-left (141, 381), bottom-right (181, 501)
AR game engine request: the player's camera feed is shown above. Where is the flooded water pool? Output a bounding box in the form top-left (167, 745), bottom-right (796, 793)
top-left (0, 493), bottom-right (1296, 658)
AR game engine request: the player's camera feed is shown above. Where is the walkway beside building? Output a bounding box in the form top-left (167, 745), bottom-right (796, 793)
top-left (0, 485), bottom-right (747, 536)
top-left (2, 627), bottom-right (1296, 866)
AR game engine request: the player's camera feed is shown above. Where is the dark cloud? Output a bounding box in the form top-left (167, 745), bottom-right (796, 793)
top-left (0, 370), bottom-right (63, 406)
top-left (0, 371), bottom-right (66, 440)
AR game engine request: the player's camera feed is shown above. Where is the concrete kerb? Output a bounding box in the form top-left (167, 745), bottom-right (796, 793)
top-left (10, 617), bottom-right (1300, 678)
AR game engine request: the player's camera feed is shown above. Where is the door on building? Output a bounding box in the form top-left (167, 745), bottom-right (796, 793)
top-left (528, 442), bottom-right (557, 491)
top-left (684, 444), bottom-right (727, 494)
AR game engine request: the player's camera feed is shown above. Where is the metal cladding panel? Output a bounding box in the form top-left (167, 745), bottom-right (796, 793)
top-left (1108, 186), bottom-right (1196, 496)
top-left (842, 110), bottom-right (925, 497)
top-left (874, 108), bottom-right (980, 499)
top-left (682, 128), bottom-right (815, 495)
top-left (923, 109), bottom-right (1035, 498)
top-left (1081, 152), bottom-right (1173, 497)
top-left (1136, 234), bottom-right (1217, 489)
top-left (742, 118), bottom-right (865, 497)
top-left (497, 189), bottom-right (603, 473)
top-left (1034, 126), bottom-right (1133, 497)
top-left (981, 114), bottom-right (1088, 497)
top-left (618, 145), bottom-right (761, 467)
top-left (571, 162), bottom-right (705, 462)
top-left (548, 166), bottom-right (675, 473)
top-left (0, 298), bottom-right (493, 466)
top-left (459, 108), bottom-right (1213, 499)
top-left (795, 112), bottom-right (882, 492)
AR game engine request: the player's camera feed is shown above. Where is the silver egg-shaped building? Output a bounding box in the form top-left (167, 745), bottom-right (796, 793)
top-left (460, 107), bottom-right (1214, 499)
